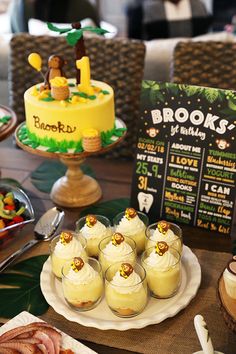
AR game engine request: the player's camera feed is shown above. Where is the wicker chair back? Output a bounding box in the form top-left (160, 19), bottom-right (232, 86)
top-left (171, 41), bottom-right (236, 90)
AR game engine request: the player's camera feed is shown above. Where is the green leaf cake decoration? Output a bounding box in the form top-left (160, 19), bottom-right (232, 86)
top-left (47, 21), bottom-right (109, 84)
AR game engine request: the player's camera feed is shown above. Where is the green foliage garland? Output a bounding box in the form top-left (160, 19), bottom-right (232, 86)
top-left (141, 81), bottom-right (234, 105)
top-left (18, 123), bottom-right (126, 153)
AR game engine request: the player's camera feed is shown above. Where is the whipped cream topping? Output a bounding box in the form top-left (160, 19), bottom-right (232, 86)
top-left (80, 220), bottom-right (107, 240)
top-left (66, 262), bottom-right (98, 285)
top-left (54, 237), bottom-right (83, 259)
top-left (150, 227), bottom-right (178, 243)
top-left (102, 241), bottom-right (133, 261)
top-left (116, 214), bottom-right (145, 236)
top-left (110, 270), bottom-right (142, 294)
top-left (145, 249), bottom-right (178, 271)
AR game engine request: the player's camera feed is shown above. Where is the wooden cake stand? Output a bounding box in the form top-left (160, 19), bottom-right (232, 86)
top-left (0, 105), bottom-right (17, 178)
top-left (15, 119), bottom-right (126, 208)
top-left (217, 274), bottom-right (236, 333)
top-left (0, 105), bottom-right (17, 142)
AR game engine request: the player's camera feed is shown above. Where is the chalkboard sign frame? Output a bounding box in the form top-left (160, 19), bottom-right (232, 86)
top-left (130, 81), bottom-right (236, 236)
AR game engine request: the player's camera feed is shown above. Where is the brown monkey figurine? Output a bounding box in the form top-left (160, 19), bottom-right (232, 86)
top-left (44, 55), bottom-right (66, 89)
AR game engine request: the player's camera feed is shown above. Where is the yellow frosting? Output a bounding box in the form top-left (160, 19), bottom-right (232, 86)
top-left (82, 128), bottom-right (99, 138)
top-left (24, 79), bottom-right (115, 144)
top-left (50, 76), bottom-right (68, 87)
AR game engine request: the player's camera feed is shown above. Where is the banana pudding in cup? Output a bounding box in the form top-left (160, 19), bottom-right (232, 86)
top-left (105, 262), bottom-right (148, 317)
top-left (98, 232), bottom-right (136, 274)
top-left (145, 220), bottom-right (183, 255)
top-left (76, 214), bottom-right (112, 257)
top-left (50, 231), bottom-right (87, 278)
top-left (62, 257), bottom-right (103, 311)
top-left (113, 208), bottom-right (148, 254)
top-left (142, 241), bottom-right (181, 299)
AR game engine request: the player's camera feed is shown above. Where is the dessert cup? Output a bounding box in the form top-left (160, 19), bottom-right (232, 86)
top-left (62, 257), bottom-right (103, 311)
top-left (223, 256), bottom-right (236, 299)
top-left (76, 214), bottom-right (112, 257)
top-left (105, 262), bottom-right (148, 317)
top-left (193, 351), bottom-right (223, 354)
top-left (50, 231), bottom-right (87, 278)
top-left (142, 242), bottom-right (181, 299)
top-left (113, 208), bottom-right (149, 254)
top-left (98, 233), bottom-right (136, 274)
top-left (145, 220), bottom-right (183, 255)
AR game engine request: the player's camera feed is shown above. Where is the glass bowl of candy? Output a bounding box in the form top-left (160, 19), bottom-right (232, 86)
top-left (0, 183), bottom-right (35, 245)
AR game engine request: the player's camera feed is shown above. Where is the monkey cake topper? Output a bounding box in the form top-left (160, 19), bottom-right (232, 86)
top-left (47, 21), bottom-right (108, 84)
top-left (28, 52), bottom-right (67, 91)
top-left (28, 22), bottom-right (109, 98)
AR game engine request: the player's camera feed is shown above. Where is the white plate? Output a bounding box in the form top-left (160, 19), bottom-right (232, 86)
top-left (41, 245), bottom-right (201, 331)
top-left (0, 311), bottom-right (97, 354)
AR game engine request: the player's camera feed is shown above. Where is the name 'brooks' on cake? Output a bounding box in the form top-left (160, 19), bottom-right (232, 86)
top-left (21, 22), bottom-right (125, 154)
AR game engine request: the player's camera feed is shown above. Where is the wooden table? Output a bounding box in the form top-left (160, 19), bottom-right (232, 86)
top-left (0, 138), bottom-right (235, 354)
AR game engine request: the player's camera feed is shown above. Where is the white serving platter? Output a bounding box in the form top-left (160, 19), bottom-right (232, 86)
top-left (40, 245), bottom-right (201, 331)
top-left (0, 311), bottom-right (97, 353)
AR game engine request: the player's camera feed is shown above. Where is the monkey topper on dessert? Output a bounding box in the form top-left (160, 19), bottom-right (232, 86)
top-left (155, 241), bottom-right (169, 256)
top-left (157, 220), bottom-right (170, 235)
top-left (71, 257), bottom-right (85, 272)
top-left (60, 231), bottom-right (73, 245)
top-left (112, 233), bottom-right (125, 246)
top-left (86, 215), bottom-right (97, 228)
top-left (119, 263), bottom-right (134, 279)
top-left (125, 208), bottom-right (137, 220)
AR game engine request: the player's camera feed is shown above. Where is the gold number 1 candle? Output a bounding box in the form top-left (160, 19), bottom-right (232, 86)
top-left (76, 56), bottom-right (94, 96)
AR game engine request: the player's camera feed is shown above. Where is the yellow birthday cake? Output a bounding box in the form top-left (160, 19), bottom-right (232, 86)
top-left (19, 22), bottom-right (125, 153)
top-left (24, 78), bottom-right (115, 152)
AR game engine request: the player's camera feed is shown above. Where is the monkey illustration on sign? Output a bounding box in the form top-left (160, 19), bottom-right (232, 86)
top-left (146, 127), bottom-right (159, 138)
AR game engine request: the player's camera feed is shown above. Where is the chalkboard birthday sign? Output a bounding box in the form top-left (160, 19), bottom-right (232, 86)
top-left (130, 82), bottom-right (236, 235)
